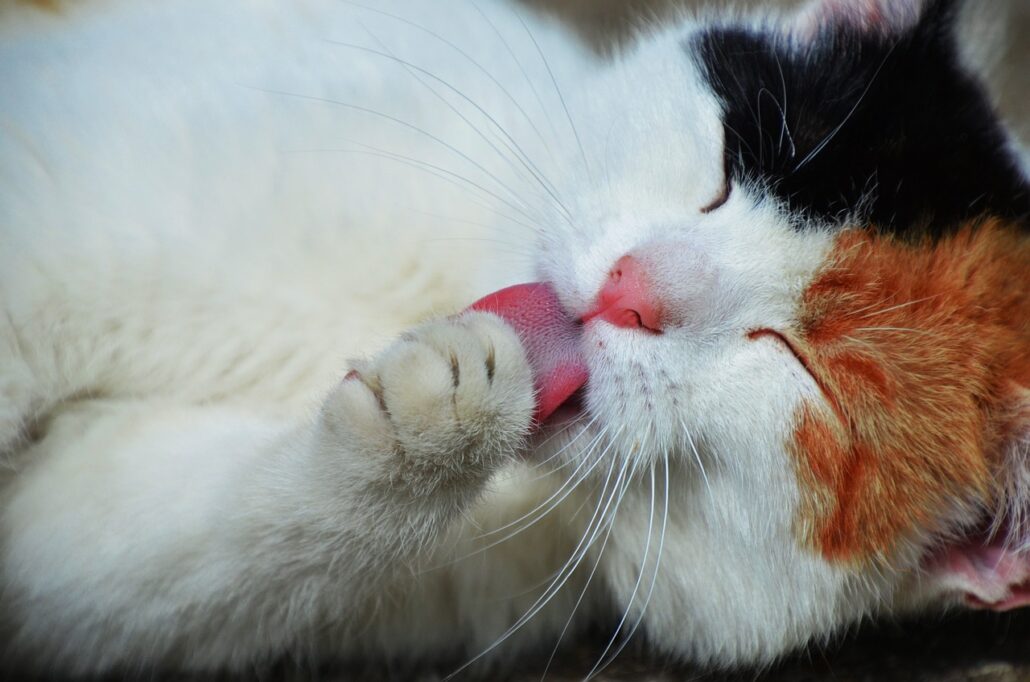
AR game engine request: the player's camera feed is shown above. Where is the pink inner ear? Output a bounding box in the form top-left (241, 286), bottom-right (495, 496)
top-left (927, 539), bottom-right (1030, 612)
top-left (822, 0), bottom-right (886, 29)
top-left (800, 0), bottom-right (923, 36)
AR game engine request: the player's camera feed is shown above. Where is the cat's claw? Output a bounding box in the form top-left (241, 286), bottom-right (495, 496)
top-left (323, 312), bottom-right (535, 492)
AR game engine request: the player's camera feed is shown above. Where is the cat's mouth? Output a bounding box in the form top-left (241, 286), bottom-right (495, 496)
top-left (923, 519), bottom-right (1030, 612)
top-left (546, 385), bottom-right (587, 424)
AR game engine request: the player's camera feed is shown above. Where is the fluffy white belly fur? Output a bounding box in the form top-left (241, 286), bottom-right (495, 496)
top-left (0, 0), bottom-right (568, 419)
top-left (0, 0), bottom-right (611, 672)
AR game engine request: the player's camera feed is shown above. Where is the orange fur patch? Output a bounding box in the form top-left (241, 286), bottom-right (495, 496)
top-left (787, 218), bottom-right (1029, 564)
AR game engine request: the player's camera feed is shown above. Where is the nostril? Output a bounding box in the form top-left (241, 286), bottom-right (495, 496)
top-left (581, 254), bottom-right (663, 333)
top-left (613, 308), bottom-right (644, 329)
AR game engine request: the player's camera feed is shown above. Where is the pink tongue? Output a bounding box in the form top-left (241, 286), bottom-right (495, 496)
top-left (468, 283), bottom-right (587, 423)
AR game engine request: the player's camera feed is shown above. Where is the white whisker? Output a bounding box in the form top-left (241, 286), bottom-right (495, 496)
top-left (245, 86), bottom-right (547, 226)
top-left (539, 455), bottom-right (643, 681)
top-left (852, 293), bottom-right (942, 319)
top-left (333, 33), bottom-right (558, 215)
top-left (514, 8), bottom-right (590, 180)
top-left (591, 451), bottom-right (671, 677)
top-left (445, 429), bottom-right (629, 678)
top-left (794, 42), bottom-right (897, 171)
top-left (774, 53), bottom-right (796, 159)
top-left (287, 139), bottom-right (545, 232)
top-left (326, 36), bottom-right (575, 225)
top-left (471, 424), bottom-right (605, 541)
top-left (855, 326), bottom-right (937, 336)
top-left (681, 417), bottom-right (714, 507)
top-left (530, 413), bottom-right (600, 471)
top-left (468, 0), bottom-right (561, 151)
top-left (585, 449), bottom-right (656, 679)
top-left (428, 424), bottom-right (619, 572)
top-left (341, 0), bottom-right (552, 153)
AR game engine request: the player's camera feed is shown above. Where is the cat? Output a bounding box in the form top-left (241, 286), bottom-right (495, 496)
top-left (0, 0), bottom-right (1027, 676)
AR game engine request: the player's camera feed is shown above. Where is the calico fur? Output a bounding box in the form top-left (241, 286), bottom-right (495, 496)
top-left (790, 218), bottom-right (1029, 562)
top-left (0, 0), bottom-right (1027, 675)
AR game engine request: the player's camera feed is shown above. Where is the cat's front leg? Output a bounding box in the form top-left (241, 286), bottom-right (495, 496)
top-left (1, 312), bottom-right (536, 674)
top-left (310, 311), bottom-right (536, 557)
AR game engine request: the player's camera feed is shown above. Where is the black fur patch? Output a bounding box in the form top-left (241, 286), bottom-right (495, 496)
top-left (694, 0), bottom-right (1029, 237)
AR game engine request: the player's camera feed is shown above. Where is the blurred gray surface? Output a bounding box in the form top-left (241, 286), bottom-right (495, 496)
top-left (244, 610), bottom-right (1030, 681)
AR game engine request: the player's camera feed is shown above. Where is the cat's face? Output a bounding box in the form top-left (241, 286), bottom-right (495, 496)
top-left (531, 0), bottom-right (1029, 663)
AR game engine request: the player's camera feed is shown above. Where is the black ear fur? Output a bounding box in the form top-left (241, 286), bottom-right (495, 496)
top-left (693, 0), bottom-right (1030, 237)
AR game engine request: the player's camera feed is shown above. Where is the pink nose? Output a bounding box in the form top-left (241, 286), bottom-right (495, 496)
top-left (580, 255), bottom-right (662, 332)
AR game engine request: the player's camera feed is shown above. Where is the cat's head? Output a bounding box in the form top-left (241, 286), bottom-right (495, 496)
top-left (531, 0), bottom-right (1029, 665)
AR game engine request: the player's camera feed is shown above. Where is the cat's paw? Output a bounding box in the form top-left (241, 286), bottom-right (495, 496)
top-left (323, 312), bottom-right (535, 492)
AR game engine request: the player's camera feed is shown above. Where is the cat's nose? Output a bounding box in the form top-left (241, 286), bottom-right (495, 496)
top-left (579, 255), bottom-right (662, 332)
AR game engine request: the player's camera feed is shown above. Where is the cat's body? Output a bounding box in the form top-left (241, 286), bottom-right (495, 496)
top-left (0, 0), bottom-right (1027, 676)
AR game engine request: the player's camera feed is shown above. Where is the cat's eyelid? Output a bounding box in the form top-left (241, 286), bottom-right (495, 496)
top-left (700, 156), bottom-right (732, 213)
top-left (700, 180), bottom-right (731, 213)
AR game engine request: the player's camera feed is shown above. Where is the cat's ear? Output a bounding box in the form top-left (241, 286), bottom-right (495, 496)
top-left (795, 0), bottom-right (929, 37)
top-left (924, 387), bottom-right (1030, 612)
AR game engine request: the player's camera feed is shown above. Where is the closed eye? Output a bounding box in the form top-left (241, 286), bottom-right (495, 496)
top-left (700, 179), bottom-right (731, 213)
top-left (747, 328), bottom-right (844, 422)
top-left (700, 155), bottom-right (732, 213)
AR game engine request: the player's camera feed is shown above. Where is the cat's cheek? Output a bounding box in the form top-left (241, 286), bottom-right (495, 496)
top-left (786, 221), bottom-right (1027, 566)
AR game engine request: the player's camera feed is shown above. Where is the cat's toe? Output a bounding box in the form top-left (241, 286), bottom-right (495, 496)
top-left (450, 311), bottom-right (536, 439)
top-left (379, 313), bottom-right (534, 463)
top-left (320, 313), bottom-right (534, 496)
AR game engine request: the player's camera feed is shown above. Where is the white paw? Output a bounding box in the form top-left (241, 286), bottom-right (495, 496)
top-left (324, 312), bottom-right (535, 490)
